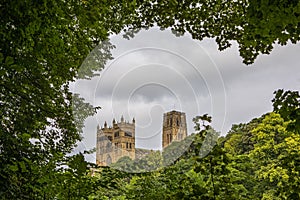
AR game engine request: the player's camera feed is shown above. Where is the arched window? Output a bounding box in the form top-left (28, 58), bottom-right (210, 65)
top-left (114, 131), bottom-right (119, 138)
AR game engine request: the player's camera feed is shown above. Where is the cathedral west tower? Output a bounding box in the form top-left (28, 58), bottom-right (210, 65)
top-left (96, 116), bottom-right (135, 166)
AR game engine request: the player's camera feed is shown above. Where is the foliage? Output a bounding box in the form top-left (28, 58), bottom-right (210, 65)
top-left (89, 91), bottom-right (300, 199)
top-left (0, 0), bottom-right (141, 197)
top-left (250, 113), bottom-right (300, 199)
top-left (223, 116), bottom-right (264, 155)
top-left (130, 0), bottom-right (300, 64)
top-left (272, 89), bottom-right (300, 133)
top-left (110, 151), bottom-right (163, 173)
top-left (162, 134), bottom-right (195, 166)
top-left (1, 0), bottom-right (300, 197)
top-left (124, 172), bottom-right (168, 200)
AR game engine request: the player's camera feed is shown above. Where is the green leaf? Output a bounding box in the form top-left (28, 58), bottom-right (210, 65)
top-left (5, 56), bottom-right (14, 65)
top-left (9, 165), bottom-right (18, 172)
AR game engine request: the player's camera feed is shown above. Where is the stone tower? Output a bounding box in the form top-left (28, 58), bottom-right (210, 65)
top-left (162, 110), bottom-right (187, 148)
top-left (96, 116), bottom-right (135, 166)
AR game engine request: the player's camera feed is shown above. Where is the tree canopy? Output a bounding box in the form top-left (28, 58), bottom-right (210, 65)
top-left (88, 90), bottom-right (300, 199)
top-left (1, 0), bottom-right (300, 199)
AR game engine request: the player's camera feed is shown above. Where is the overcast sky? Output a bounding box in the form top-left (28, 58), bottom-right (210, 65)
top-left (71, 28), bottom-right (300, 163)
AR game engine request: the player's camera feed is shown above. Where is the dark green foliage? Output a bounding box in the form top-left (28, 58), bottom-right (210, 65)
top-left (241, 0), bottom-right (300, 63)
top-left (223, 116), bottom-right (264, 155)
top-left (272, 89), bottom-right (300, 133)
top-left (130, 0), bottom-right (300, 64)
top-left (109, 151), bottom-right (163, 173)
top-left (162, 134), bottom-right (195, 166)
top-left (0, 0), bottom-right (137, 198)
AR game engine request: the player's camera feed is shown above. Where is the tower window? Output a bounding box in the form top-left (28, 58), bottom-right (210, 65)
top-left (114, 131), bottom-right (119, 137)
top-left (125, 131), bottom-right (132, 137)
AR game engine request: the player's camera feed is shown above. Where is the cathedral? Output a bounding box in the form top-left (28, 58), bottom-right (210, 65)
top-left (96, 110), bottom-right (187, 166)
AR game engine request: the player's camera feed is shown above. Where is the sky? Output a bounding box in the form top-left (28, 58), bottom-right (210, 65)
top-left (71, 28), bottom-right (300, 163)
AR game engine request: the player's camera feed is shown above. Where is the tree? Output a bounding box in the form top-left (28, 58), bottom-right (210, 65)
top-left (156, 132), bottom-right (249, 200)
top-left (130, 0), bottom-right (300, 64)
top-left (223, 116), bottom-right (265, 155)
top-left (162, 134), bottom-right (195, 166)
top-left (123, 171), bottom-right (168, 200)
top-left (2, 0), bottom-right (300, 198)
top-left (221, 118), bottom-right (266, 199)
top-left (272, 89), bottom-right (300, 133)
top-left (157, 115), bottom-right (248, 199)
top-left (249, 113), bottom-right (300, 199)
top-left (0, 0), bottom-right (137, 197)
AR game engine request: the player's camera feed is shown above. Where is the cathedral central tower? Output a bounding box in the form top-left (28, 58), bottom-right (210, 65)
top-left (162, 110), bottom-right (187, 148)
